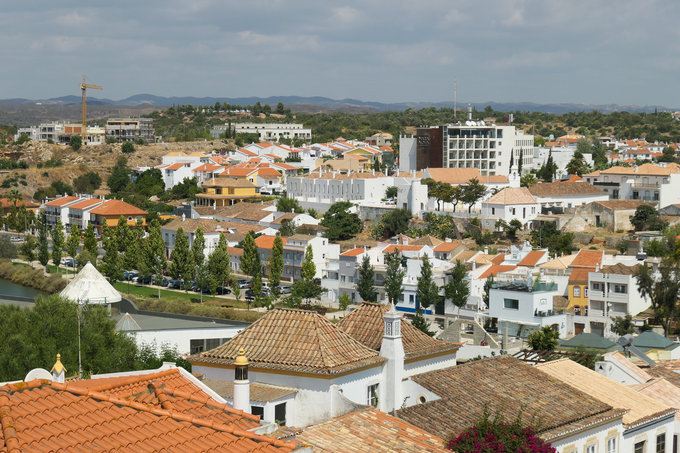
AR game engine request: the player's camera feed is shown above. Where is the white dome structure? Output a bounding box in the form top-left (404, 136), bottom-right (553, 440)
top-left (60, 262), bottom-right (121, 305)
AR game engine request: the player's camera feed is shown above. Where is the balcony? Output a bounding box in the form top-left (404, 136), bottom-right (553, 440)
top-left (534, 308), bottom-right (565, 317)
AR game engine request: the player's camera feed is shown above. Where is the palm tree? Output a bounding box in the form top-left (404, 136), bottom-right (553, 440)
top-left (6, 188), bottom-right (21, 207)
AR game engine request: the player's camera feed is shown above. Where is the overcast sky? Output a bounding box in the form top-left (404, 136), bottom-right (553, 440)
top-left (1, 1), bottom-right (679, 107)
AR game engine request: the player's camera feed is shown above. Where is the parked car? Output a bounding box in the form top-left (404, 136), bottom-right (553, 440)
top-left (246, 288), bottom-right (270, 298)
top-left (279, 285), bottom-right (292, 294)
top-left (168, 279), bottom-right (182, 289)
top-left (239, 279), bottom-right (251, 289)
top-left (216, 286), bottom-right (232, 295)
top-left (136, 275), bottom-right (152, 285)
top-left (61, 258), bottom-right (76, 268)
top-left (123, 270), bottom-right (138, 281)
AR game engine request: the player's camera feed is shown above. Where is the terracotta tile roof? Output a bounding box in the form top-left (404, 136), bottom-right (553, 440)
top-left (272, 162), bottom-right (298, 170)
top-left (539, 253), bottom-right (577, 270)
top-left (425, 168), bottom-right (484, 185)
top-left (0, 372), bottom-right (295, 452)
top-left (255, 235), bottom-right (287, 250)
top-left (599, 263), bottom-right (641, 275)
top-left (223, 167), bottom-right (257, 177)
top-left (570, 249), bottom-right (604, 268)
top-left (61, 198), bottom-right (102, 210)
top-left (202, 176), bottom-right (258, 188)
top-left (0, 198), bottom-right (39, 210)
top-left (271, 213), bottom-right (297, 224)
top-left (202, 379), bottom-right (297, 403)
top-left (90, 200), bottom-right (147, 216)
top-left (228, 247), bottom-right (244, 256)
top-left (298, 407), bottom-right (448, 452)
top-left (257, 167), bottom-right (282, 177)
top-left (433, 241), bottom-right (462, 253)
top-left (484, 187), bottom-right (537, 205)
top-left (383, 244), bottom-right (423, 253)
top-left (528, 182), bottom-right (605, 197)
top-left (338, 303), bottom-right (460, 360)
top-left (536, 358), bottom-right (676, 427)
top-left (164, 162), bottom-right (186, 171)
top-left (593, 200), bottom-right (650, 210)
top-left (193, 163), bottom-right (224, 172)
top-left (192, 308), bottom-right (384, 375)
top-left (477, 264), bottom-right (516, 279)
top-left (396, 356), bottom-right (625, 441)
top-left (236, 149), bottom-right (258, 156)
top-left (517, 250), bottom-right (548, 267)
top-left (490, 253), bottom-right (506, 265)
top-left (45, 195), bottom-right (80, 207)
top-left (409, 235), bottom-right (444, 247)
top-left (600, 162), bottom-right (680, 176)
top-left (452, 250), bottom-right (479, 262)
top-left (340, 247), bottom-right (366, 257)
top-left (568, 267), bottom-right (591, 283)
top-left (162, 218), bottom-right (233, 234)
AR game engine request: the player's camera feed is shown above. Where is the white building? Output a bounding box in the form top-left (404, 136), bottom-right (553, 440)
top-left (583, 163), bottom-right (680, 208)
top-left (232, 123), bottom-right (312, 143)
top-left (190, 304), bottom-right (459, 427)
top-left (487, 278), bottom-right (567, 338)
top-left (481, 186), bottom-right (540, 228)
top-left (534, 146), bottom-right (594, 178)
top-left (527, 181), bottom-right (609, 213)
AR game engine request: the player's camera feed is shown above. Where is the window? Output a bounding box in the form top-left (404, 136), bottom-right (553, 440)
top-left (491, 207), bottom-right (495, 215)
top-left (409, 294), bottom-right (414, 303)
top-left (275, 402), bottom-right (287, 425)
top-left (586, 445), bottom-right (595, 453)
top-left (251, 406), bottom-right (264, 418)
top-left (635, 441), bottom-right (646, 453)
top-left (573, 286), bottom-right (581, 298)
top-left (657, 434), bottom-right (665, 453)
top-left (607, 437), bottom-right (617, 453)
top-left (367, 384), bottom-right (379, 407)
top-left (613, 284), bottom-right (627, 294)
top-left (592, 282), bottom-right (601, 291)
top-left (504, 299), bottom-right (519, 310)
top-left (584, 287), bottom-right (588, 297)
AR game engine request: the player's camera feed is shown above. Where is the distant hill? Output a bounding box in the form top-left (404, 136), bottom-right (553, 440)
top-left (2, 94), bottom-right (675, 113)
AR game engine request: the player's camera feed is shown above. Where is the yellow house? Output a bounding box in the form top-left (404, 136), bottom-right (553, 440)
top-left (196, 177), bottom-right (260, 207)
top-left (567, 268), bottom-right (590, 313)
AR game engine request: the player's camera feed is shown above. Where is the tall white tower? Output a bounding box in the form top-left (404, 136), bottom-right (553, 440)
top-left (379, 303), bottom-right (405, 413)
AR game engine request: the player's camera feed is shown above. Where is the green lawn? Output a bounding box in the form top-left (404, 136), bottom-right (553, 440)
top-left (112, 282), bottom-right (251, 309)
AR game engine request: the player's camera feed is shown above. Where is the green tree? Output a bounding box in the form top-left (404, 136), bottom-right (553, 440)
top-left (611, 314), bottom-right (635, 336)
top-left (411, 310), bottom-right (434, 336)
top-left (374, 208), bottom-right (411, 239)
top-left (278, 219), bottom-right (296, 237)
top-left (51, 220), bottom-right (65, 270)
top-left (444, 260), bottom-right (469, 317)
top-left (121, 141), bottom-right (135, 154)
top-left (114, 216), bottom-right (130, 255)
top-left (635, 260), bottom-right (680, 336)
top-left (320, 201), bottom-right (363, 241)
top-left (275, 102), bottom-right (285, 115)
top-left (122, 220), bottom-right (143, 271)
top-left (631, 204), bottom-right (665, 231)
top-left (37, 212), bottom-right (49, 267)
top-left (292, 245), bottom-right (324, 304)
top-left (83, 223), bottom-right (98, 257)
top-left (69, 134), bottom-right (82, 151)
top-left (6, 188), bottom-right (21, 207)
top-left (142, 218), bottom-right (167, 298)
top-left (194, 261), bottom-right (211, 303)
top-left (100, 224), bottom-right (123, 283)
top-left (107, 156), bottom-right (130, 194)
top-left (520, 173), bottom-right (537, 187)
top-left (383, 251), bottom-right (404, 306)
top-left (169, 227), bottom-right (194, 289)
top-left (416, 255), bottom-right (439, 312)
top-left (461, 178), bottom-right (487, 213)
top-left (528, 326), bottom-right (560, 351)
top-left (240, 232), bottom-right (259, 277)
top-left (268, 235), bottom-right (284, 296)
top-left (276, 197), bottom-right (304, 213)
top-left (482, 275), bottom-right (494, 309)
top-left (208, 233), bottom-right (232, 290)
top-left (385, 186), bottom-right (398, 200)
top-left (0, 236), bottom-right (17, 259)
top-left (192, 227), bottom-right (205, 267)
top-left (338, 293), bottom-right (352, 311)
top-left (20, 234), bottom-right (37, 263)
top-left (566, 150), bottom-right (588, 176)
top-left (356, 255), bottom-right (377, 302)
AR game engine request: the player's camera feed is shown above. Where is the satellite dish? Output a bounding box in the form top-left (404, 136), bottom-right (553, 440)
top-left (25, 368), bottom-right (53, 382)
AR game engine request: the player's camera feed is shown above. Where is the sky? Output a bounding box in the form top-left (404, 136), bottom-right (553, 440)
top-left (1, 1), bottom-right (679, 107)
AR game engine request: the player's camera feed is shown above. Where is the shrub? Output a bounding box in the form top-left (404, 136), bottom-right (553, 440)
top-left (69, 135), bottom-right (82, 151)
top-left (0, 260), bottom-right (66, 293)
top-left (122, 141), bottom-right (135, 154)
top-left (448, 407), bottom-right (556, 452)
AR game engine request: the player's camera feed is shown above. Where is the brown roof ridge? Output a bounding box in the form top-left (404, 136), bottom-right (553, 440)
top-left (45, 381), bottom-right (296, 449)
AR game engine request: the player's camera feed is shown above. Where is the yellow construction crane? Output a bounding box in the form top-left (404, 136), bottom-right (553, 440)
top-left (79, 75), bottom-right (103, 144)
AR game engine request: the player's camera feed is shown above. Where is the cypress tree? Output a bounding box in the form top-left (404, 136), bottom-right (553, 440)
top-left (240, 232), bottom-right (258, 277)
top-left (169, 227), bottom-right (194, 289)
top-left (51, 220), bottom-right (65, 270)
top-left (416, 255), bottom-right (439, 312)
top-left (84, 223), bottom-right (98, 257)
top-left (268, 235), bottom-right (284, 296)
top-left (142, 218), bottom-right (167, 298)
top-left (37, 212), bottom-right (49, 267)
top-left (356, 255), bottom-right (377, 302)
top-left (101, 223), bottom-right (123, 283)
top-left (384, 251), bottom-right (404, 306)
top-left (66, 223), bottom-right (80, 262)
top-left (445, 260), bottom-right (470, 317)
top-left (192, 227), bottom-right (205, 267)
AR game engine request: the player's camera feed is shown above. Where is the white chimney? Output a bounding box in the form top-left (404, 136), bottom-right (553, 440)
top-left (233, 348), bottom-right (251, 413)
top-left (51, 353), bottom-right (66, 383)
top-left (379, 304), bottom-right (404, 413)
